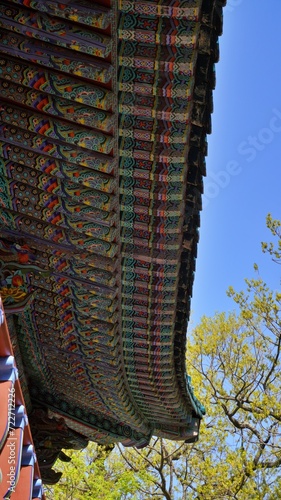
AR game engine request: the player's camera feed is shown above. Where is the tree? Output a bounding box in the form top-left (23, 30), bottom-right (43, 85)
top-left (45, 442), bottom-right (140, 499)
top-left (47, 438), bottom-right (200, 499)
top-left (115, 438), bottom-right (199, 500)
top-left (46, 216), bottom-right (281, 499)
top-left (184, 214), bottom-right (281, 499)
top-left (261, 214), bottom-right (281, 264)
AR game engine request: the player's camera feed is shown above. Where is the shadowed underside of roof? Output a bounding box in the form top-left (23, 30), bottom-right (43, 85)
top-left (0, 0), bottom-right (225, 486)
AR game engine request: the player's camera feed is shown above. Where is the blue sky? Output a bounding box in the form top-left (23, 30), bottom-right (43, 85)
top-left (190, 1), bottom-right (281, 326)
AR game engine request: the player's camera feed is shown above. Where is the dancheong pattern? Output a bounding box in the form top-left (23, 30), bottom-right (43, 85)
top-left (0, 0), bottom-right (225, 467)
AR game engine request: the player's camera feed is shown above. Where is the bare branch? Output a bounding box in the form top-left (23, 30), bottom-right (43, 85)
top-left (263, 332), bottom-right (281, 390)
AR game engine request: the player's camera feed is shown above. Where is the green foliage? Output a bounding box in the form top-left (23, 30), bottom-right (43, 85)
top-left (45, 215), bottom-right (281, 499)
top-left (185, 214), bottom-right (281, 499)
top-left (261, 214), bottom-right (281, 264)
top-left (45, 442), bottom-right (141, 499)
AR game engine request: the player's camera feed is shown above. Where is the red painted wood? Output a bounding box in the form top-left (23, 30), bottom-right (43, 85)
top-left (0, 298), bottom-right (46, 499)
top-left (0, 427), bottom-right (23, 498)
top-left (11, 465), bottom-right (34, 500)
top-left (0, 380), bottom-right (14, 451)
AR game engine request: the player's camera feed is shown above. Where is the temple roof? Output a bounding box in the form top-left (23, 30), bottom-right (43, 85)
top-left (0, 0), bottom-right (225, 463)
